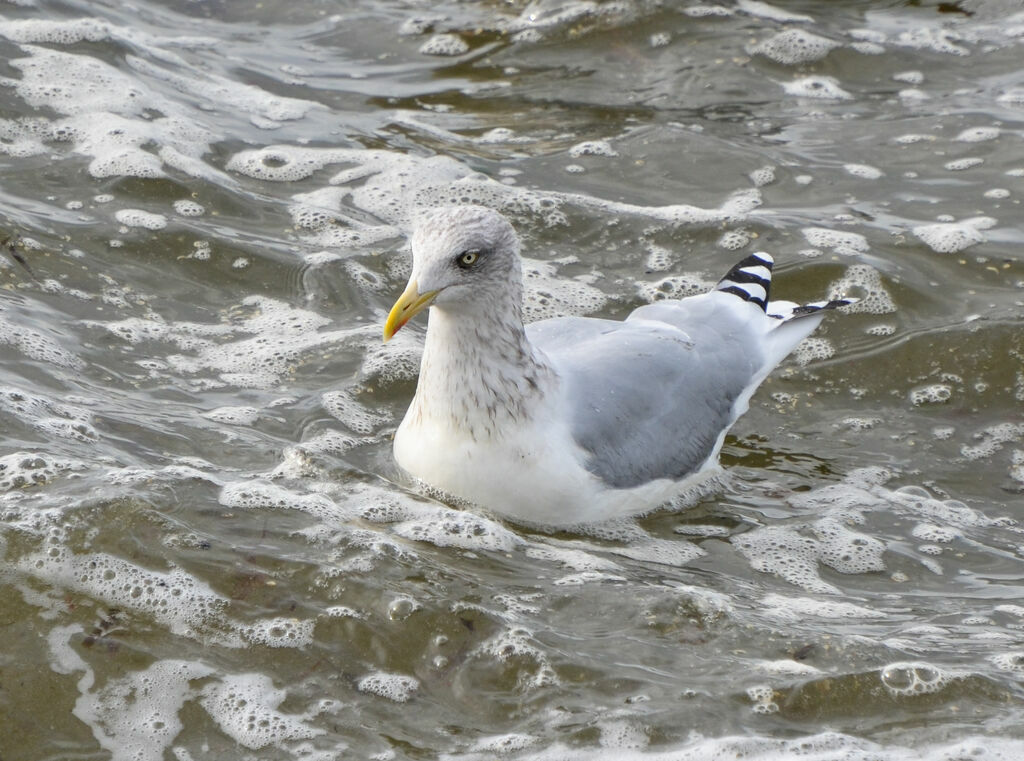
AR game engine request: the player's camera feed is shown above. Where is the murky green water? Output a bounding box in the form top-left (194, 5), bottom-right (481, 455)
top-left (2, 1), bottom-right (1023, 759)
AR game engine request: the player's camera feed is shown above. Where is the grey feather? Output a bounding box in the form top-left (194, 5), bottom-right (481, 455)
top-left (528, 298), bottom-right (763, 488)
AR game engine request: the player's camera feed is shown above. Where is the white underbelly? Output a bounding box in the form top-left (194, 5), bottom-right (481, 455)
top-left (392, 414), bottom-right (720, 527)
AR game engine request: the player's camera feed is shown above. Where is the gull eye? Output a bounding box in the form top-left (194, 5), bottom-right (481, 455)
top-left (456, 249), bottom-right (480, 269)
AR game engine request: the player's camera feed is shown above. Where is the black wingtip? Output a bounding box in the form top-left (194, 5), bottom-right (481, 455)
top-left (790, 297), bottom-right (859, 316)
top-left (716, 251), bottom-right (774, 311)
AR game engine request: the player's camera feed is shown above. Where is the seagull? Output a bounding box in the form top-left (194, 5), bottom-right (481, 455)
top-left (383, 206), bottom-right (854, 527)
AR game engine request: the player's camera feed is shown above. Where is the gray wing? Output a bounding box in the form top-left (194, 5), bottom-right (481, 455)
top-left (527, 305), bottom-right (764, 489)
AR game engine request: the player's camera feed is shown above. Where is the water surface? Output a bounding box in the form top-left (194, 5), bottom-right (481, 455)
top-left (2, 1), bottom-right (1023, 759)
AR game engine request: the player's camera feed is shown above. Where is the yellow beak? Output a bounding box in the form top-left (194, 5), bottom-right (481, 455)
top-left (383, 280), bottom-right (439, 342)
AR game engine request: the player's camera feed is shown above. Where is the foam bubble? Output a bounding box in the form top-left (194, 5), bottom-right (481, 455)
top-left (746, 684), bottom-right (779, 714)
top-left (894, 133), bottom-right (935, 144)
top-left (470, 734), bottom-right (539, 753)
top-left (737, 0), bottom-right (813, 23)
top-left (643, 243), bottom-right (674, 271)
top-left (749, 29), bottom-right (839, 64)
top-left (748, 166), bottom-right (775, 187)
top-left (761, 593), bottom-right (886, 622)
top-left (220, 480), bottom-right (349, 523)
top-left (828, 264), bottom-right (896, 314)
top-left (0, 451), bottom-right (84, 492)
top-left (990, 652), bottom-right (1024, 674)
top-left (684, 5), bottom-right (736, 17)
top-left (783, 76), bottom-right (852, 100)
top-left (70, 656), bottom-right (216, 761)
top-left (0, 313), bottom-right (85, 369)
top-left (984, 188), bottom-right (1010, 199)
top-left (0, 386), bottom-right (97, 441)
top-left (238, 617), bottom-right (316, 648)
top-left (521, 258), bottom-right (607, 322)
top-left (200, 673), bottom-right (324, 748)
top-left (649, 32), bottom-right (671, 48)
top-left (357, 672), bottom-right (420, 702)
top-left (598, 719), bottom-right (647, 750)
top-left (203, 406), bottom-right (260, 426)
top-left (802, 227), bottom-right (869, 254)
top-left (844, 163), bottom-right (883, 179)
top-left (732, 526), bottom-right (838, 594)
top-left (419, 33), bottom-right (469, 56)
top-left (20, 544), bottom-right (232, 642)
top-left (717, 229), bottom-right (751, 250)
top-left (794, 337), bottom-right (835, 366)
top-left (910, 384), bottom-right (953, 406)
top-left (956, 126), bottom-right (1000, 142)
top-left (944, 157), bottom-right (984, 171)
top-left (637, 273), bottom-right (713, 303)
top-left (893, 70), bottom-right (924, 84)
top-left (913, 217), bottom-right (995, 253)
top-left (391, 506), bottom-right (522, 552)
top-left (568, 140), bottom-right (618, 158)
top-left (173, 199), bottom-right (205, 216)
top-left (960, 422), bottom-right (1024, 461)
top-left (879, 661), bottom-right (953, 697)
top-left (894, 28), bottom-right (970, 56)
top-left (321, 390), bottom-right (386, 435)
top-left (732, 514), bottom-right (884, 594)
top-left (115, 209), bottom-right (168, 230)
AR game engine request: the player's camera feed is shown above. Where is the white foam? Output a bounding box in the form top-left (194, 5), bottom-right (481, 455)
top-left (649, 32), bottom-right (671, 48)
top-left (0, 312), bottom-right (85, 369)
top-left (637, 273), bottom-right (713, 303)
top-left (419, 33), bottom-right (469, 56)
top-left (802, 227), bottom-right (869, 255)
top-left (894, 133), bottom-right (935, 145)
top-left (68, 653), bottom-right (215, 761)
top-left (469, 734), bottom-right (538, 753)
top-left (0, 386), bottom-right (97, 441)
top-left (748, 166), bottom-right (775, 187)
top-left (894, 28), bottom-right (970, 56)
top-left (737, 0), bottom-right (813, 23)
top-left (200, 673), bottom-right (324, 748)
top-left (828, 264), bottom-right (897, 314)
top-left (391, 505), bottom-right (522, 552)
top-left (173, 199), bottom-right (205, 217)
top-left (684, 5), bottom-right (736, 18)
top-left (568, 140), bottom-right (619, 158)
top-left (910, 384), bottom-right (952, 405)
top-left (955, 126), bottom-right (1000, 142)
top-left (762, 593), bottom-right (886, 621)
top-left (0, 451), bottom-right (85, 492)
top-left (718, 230), bottom-right (751, 250)
top-left (749, 29), bottom-right (839, 65)
top-left (783, 76), bottom-right (852, 100)
top-left (990, 652), bottom-right (1024, 674)
top-left (793, 337), bottom-right (835, 366)
top-left (95, 296), bottom-right (368, 389)
top-left (879, 661), bottom-right (954, 697)
top-left (357, 672), bottom-right (420, 702)
top-left (521, 258), bottom-right (607, 322)
top-left (944, 157), bottom-right (984, 171)
top-left (115, 209), bottom-right (168, 230)
top-left (893, 70), bottom-right (924, 85)
top-left (19, 542), bottom-right (235, 642)
top-left (913, 217), bottom-right (995, 253)
top-left (960, 422), bottom-right (1024, 461)
top-left (844, 163), bottom-right (883, 179)
top-left (220, 480), bottom-right (349, 523)
top-left (321, 390), bottom-right (387, 435)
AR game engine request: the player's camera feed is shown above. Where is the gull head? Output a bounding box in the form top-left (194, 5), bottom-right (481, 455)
top-left (384, 205), bottom-right (521, 341)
